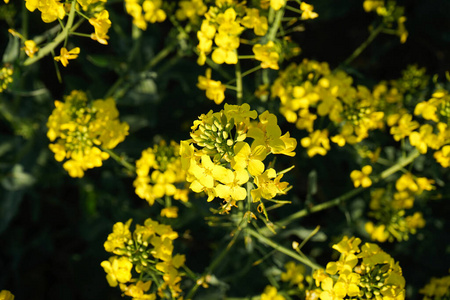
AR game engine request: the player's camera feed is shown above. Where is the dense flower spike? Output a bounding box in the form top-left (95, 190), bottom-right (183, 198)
top-left (134, 140), bottom-right (189, 208)
top-left (125, 0), bottom-right (166, 30)
top-left (47, 90), bottom-right (129, 177)
top-left (181, 103), bottom-right (296, 213)
top-left (102, 218), bottom-right (185, 299)
top-left (365, 171), bottom-right (433, 243)
top-left (272, 59), bottom-right (385, 156)
top-left (307, 236), bottom-right (406, 300)
top-left (0, 65), bottom-right (13, 93)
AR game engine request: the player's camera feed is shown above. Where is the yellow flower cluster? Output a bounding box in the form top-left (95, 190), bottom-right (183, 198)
top-left (363, 0), bottom-right (408, 43)
top-left (308, 236), bottom-right (405, 300)
top-left (175, 0), bottom-right (207, 24)
top-left (272, 59), bottom-right (384, 157)
top-left (181, 103), bottom-right (296, 213)
top-left (0, 290), bottom-right (14, 300)
top-left (365, 172), bottom-right (433, 243)
top-left (134, 140), bottom-right (189, 211)
top-left (25, 0), bottom-right (65, 23)
top-left (350, 165), bottom-right (373, 188)
top-left (196, 3), bottom-right (268, 65)
top-left (47, 90), bottom-right (129, 178)
top-left (0, 65), bottom-right (13, 93)
top-left (281, 261), bottom-right (308, 291)
top-left (101, 218), bottom-right (186, 299)
top-left (420, 271), bottom-right (450, 300)
top-left (125, 0), bottom-right (166, 30)
top-left (412, 89), bottom-right (450, 167)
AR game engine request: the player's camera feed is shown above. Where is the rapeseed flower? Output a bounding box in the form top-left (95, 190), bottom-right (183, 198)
top-left (54, 47), bottom-right (80, 67)
top-left (47, 90), bottom-right (129, 177)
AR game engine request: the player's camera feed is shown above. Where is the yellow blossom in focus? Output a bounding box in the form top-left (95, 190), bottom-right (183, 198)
top-left (54, 47), bottom-right (80, 67)
top-left (100, 256), bottom-right (133, 287)
top-left (47, 90), bottom-right (129, 177)
top-left (25, 0), bottom-right (66, 22)
top-left (89, 10), bottom-right (111, 45)
top-left (350, 165), bottom-right (372, 188)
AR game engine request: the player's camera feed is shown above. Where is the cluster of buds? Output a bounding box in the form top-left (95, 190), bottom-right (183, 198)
top-left (307, 236), bottom-right (406, 300)
top-left (181, 103), bottom-right (296, 213)
top-left (101, 218), bottom-right (185, 299)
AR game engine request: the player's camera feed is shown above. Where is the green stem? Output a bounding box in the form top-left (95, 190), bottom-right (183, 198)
top-left (272, 149), bottom-right (420, 230)
top-left (235, 59), bottom-right (243, 105)
top-left (23, 0), bottom-right (77, 66)
top-left (185, 228), bottom-right (243, 300)
top-left (226, 65), bottom-right (261, 85)
top-left (102, 148), bottom-right (135, 172)
top-left (341, 23), bottom-right (384, 67)
top-left (285, 5), bottom-right (303, 15)
top-left (247, 228), bottom-right (322, 270)
top-left (267, 8), bottom-right (285, 42)
top-left (105, 42), bottom-right (177, 99)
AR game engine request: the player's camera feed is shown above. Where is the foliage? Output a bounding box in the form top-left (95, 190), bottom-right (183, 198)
top-left (0, 0), bottom-right (449, 299)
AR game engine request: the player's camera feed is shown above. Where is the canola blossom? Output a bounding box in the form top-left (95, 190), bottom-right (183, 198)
top-left (181, 103), bottom-right (296, 213)
top-left (134, 140), bottom-right (189, 209)
top-left (307, 236), bottom-right (406, 300)
top-left (102, 218), bottom-right (185, 299)
top-left (47, 90), bottom-right (129, 177)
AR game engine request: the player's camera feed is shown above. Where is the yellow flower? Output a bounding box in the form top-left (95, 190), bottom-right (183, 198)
top-left (215, 169), bottom-right (249, 201)
top-left (104, 219), bottom-right (133, 254)
top-left (350, 165), bottom-right (372, 188)
top-left (175, 0), bottom-right (207, 23)
top-left (301, 129), bottom-right (330, 157)
top-left (261, 285), bottom-right (285, 300)
top-left (300, 2), bottom-right (318, 19)
top-left (270, 0), bottom-right (286, 11)
top-left (197, 68), bottom-right (226, 104)
top-left (0, 290), bottom-right (14, 300)
top-left (100, 256), bottom-right (133, 287)
top-left (54, 47), bottom-right (80, 67)
top-left (241, 8), bottom-right (268, 36)
top-left (89, 10), bottom-right (111, 45)
top-left (161, 206), bottom-right (179, 218)
top-left (390, 113), bottom-right (419, 141)
top-left (232, 141), bottom-right (267, 176)
top-left (23, 40), bottom-right (39, 57)
top-left (25, 0), bottom-right (66, 22)
top-left (253, 41), bottom-right (280, 70)
top-left (251, 168), bottom-right (288, 203)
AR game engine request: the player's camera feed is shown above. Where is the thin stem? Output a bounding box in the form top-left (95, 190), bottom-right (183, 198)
top-left (235, 59), bottom-right (243, 105)
top-left (184, 228), bottom-right (243, 300)
top-left (23, 0), bottom-right (77, 66)
top-left (341, 23), bottom-right (384, 67)
top-left (226, 65), bottom-right (261, 85)
top-left (102, 148), bottom-right (135, 172)
top-left (247, 228), bottom-right (322, 270)
top-left (285, 5), bottom-right (303, 15)
top-left (272, 149), bottom-right (420, 230)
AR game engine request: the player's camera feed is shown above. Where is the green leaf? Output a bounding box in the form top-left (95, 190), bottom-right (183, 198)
top-left (2, 34), bottom-right (19, 63)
